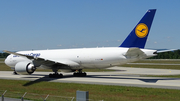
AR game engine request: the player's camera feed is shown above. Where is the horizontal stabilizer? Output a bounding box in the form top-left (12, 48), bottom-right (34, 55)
top-left (156, 49), bottom-right (177, 53)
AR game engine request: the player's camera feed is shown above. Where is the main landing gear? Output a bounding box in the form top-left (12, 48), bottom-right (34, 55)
top-left (48, 69), bottom-right (87, 78)
top-left (49, 68), bottom-right (63, 78)
top-left (49, 73), bottom-right (63, 78)
top-left (73, 69), bottom-right (87, 77)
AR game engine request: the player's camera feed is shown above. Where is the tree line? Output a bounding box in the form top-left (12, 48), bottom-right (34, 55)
top-left (149, 49), bottom-right (180, 59)
top-left (0, 53), bottom-right (9, 58)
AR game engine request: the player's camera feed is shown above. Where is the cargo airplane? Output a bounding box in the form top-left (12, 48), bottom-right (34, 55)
top-left (4, 9), bottom-right (158, 78)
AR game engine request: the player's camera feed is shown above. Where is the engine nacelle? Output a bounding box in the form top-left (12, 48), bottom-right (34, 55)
top-left (15, 61), bottom-right (36, 75)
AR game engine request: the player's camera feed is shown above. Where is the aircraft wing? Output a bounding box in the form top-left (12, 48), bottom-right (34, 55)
top-left (3, 50), bottom-right (79, 70)
top-left (124, 48), bottom-right (147, 59)
top-left (4, 50), bottom-right (35, 59)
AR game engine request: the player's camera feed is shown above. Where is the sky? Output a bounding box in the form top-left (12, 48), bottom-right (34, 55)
top-left (1, 0), bottom-right (180, 51)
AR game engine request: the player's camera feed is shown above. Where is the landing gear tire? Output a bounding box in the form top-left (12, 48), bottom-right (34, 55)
top-left (49, 73), bottom-right (63, 78)
top-left (73, 72), bottom-right (87, 77)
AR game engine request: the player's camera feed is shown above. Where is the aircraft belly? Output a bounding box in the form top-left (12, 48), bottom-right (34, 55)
top-left (79, 55), bottom-right (124, 69)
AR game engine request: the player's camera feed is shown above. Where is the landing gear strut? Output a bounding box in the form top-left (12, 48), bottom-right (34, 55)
top-left (73, 69), bottom-right (87, 77)
top-left (13, 70), bottom-right (18, 75)
top-left (49, 68), bottom-right (63, 78)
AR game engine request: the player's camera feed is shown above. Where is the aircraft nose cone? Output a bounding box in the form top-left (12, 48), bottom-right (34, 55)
top-left (4, 57), bottom-right (9, 65)
top-left (4, 55), bottom-right (13, 67)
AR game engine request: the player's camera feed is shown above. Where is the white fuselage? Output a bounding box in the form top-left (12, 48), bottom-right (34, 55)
top-left (5, 47), bottom-right (156, 70)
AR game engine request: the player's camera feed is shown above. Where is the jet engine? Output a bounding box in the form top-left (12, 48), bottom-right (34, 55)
top-left (15, 61), bottom-right (36, 75)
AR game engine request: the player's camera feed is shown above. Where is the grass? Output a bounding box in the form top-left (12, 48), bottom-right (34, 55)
top-left (121, 59), bottom-right (180, 78)
top-left (122, 64), bottom-right (180, 70)
top-left (121, 59), bottom-right (180, 70)
top-left (0, 62), bottom-right (12, 71)
top-left (133, 59), bottom-right (180, 64)
top-left (0, 79), bottom-right (180, 101)
top-left (0, 58), bottom-right (5, 61)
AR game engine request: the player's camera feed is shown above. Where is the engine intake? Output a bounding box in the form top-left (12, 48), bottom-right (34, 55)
top-left (15, 61), bottom-right (36, 75)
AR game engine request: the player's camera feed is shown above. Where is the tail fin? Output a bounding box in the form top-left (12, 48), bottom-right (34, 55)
top-left (120, 9), bottom-right (156, 48)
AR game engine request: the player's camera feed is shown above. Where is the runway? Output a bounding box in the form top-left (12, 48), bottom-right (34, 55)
top-left (0, 67), bottom-right (180, 90)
